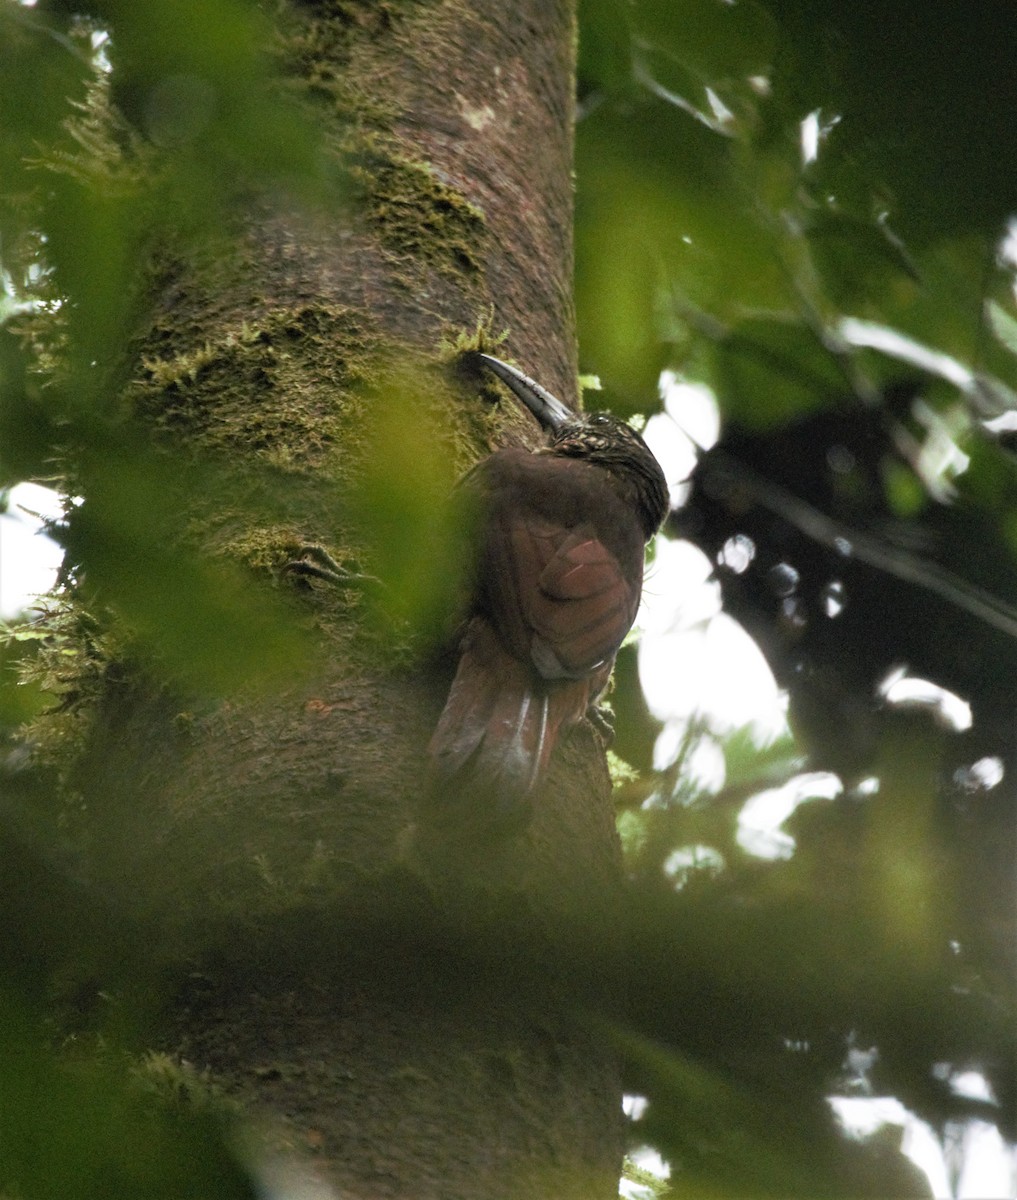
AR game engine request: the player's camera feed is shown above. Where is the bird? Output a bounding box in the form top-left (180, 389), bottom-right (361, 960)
top-left (428, 352), bottom-right (668, 826)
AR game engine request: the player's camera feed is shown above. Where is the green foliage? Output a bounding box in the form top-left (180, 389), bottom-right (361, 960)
top-left (0, 2), bottom-right (334, 694)
top-left (345, 361), bottom-right (475, 643)
top-left (612, 1023), bottom-right (861, 1198)
top-left (618, 776), bottom-right (1007, 1197)
top-left (0, 997), bottom-right (257, 1200)
top-left (698, 315), bottom-right (844, 429)
top-left (0, 618), bottom-right (55, 728)
top-left (577, 1), bottom-right (1017, 1193)
top-left (576, 0), bottom-right (1017, 411)
top-left (1, 0), bottom-right (1015, 1196)
top-left (0, 10), bottom-right (338, 1184)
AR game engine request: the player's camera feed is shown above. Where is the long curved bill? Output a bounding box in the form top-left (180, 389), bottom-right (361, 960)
top-left (477, 353), bottom-right (574, 434)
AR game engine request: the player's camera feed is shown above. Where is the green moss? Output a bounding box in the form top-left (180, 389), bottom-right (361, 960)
top-left (251, 837), bottom-right (339, 901)
top-left (351, 149), bottom-right (486, 275)
top-left (275, 3), bottom-right (488, 282)
top-left (133, 304), bottom-right (379, 473)
top-left (13, 595), bottom-right (127, 775)
top-left (133, 1051), bottom-right (241, 1117)
top-left (438, 308), bottom-right (508, 362)
top-left (273, 1), bottom-right (420, 129)
top-left (278, 40), bottom-right (399, 132)
top-left (208, 524), bottom-right (313, 575)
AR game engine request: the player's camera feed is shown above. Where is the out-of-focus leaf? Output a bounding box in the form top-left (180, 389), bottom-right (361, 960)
top-left (0, 993), bottom-right (257, 1200)
top-left (580, 0), bottom-right (777, 112)
top-left (578, 0), bottom-right (635, 98)
top-left (987, 299), bottom-right (1017, 359)
top-left (0, 629), bottom-right (52, 729)
top-left (68, 0), bottom-right (327, 192)
top-left (576, 103), bottom-right (790, 402)
top-left (620, 799), bottom-right (1015, 1140)
top-left (0, 5), bottom-right (92, 240)
top-left (881, 458), bottom-right (926, 520)
top-left (608, 642), bottom-right (659, 771)
top-left (346, 369), bottom-right (472, 641)
top-left (0, 329), bottom-right (55, 485)
top-left (609, 1023), bottom-right (931, 1198)
top-left (702, 315), bottom-right (845, 428)
top-left (832, 334), bottom-right (1017, 423)
top-left (865, 239), bottom-right (1017, 398)
top-left (805, 209), bottom-right (920, 313)
top-left (636, 0), bottom-right (776, 84)
top-left (59, 445), bottom-right (313, 693)
top-left (41, 166), bottom-right (148, 386)
top-left (760, 0), bottom-right (1017, 241)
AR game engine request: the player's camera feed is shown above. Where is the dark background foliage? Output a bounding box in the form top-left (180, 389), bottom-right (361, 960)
top-left (575, 0), bottom-right (1016, 1193)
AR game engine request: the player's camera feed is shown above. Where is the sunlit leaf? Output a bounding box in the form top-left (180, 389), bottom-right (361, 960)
top-left (987, 299), bottom-right (1017, 359)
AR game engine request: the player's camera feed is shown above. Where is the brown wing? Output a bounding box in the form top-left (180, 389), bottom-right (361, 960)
top-left (482, 508), bottom-right (641, 680)
top-left (429, 450), bottom-right (643, 816)
top-left (529, 522), bottom-right (639, 676)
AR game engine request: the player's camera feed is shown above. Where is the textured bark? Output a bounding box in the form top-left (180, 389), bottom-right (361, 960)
top-left (69, 2), bottom-right (625, 1196)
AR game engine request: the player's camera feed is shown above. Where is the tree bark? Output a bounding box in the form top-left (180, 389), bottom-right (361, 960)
top-left (69, 3), bottom-right (625, 1196)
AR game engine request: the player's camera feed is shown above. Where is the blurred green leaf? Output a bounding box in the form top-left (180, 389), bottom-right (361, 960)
top-left (576, 101), bottom-right (790, 401)
top-left (0, 328), bottom-right (56, 485)
top-left (637, 0), bottom-right (776, 82)
top-left (702, 315), bottom-right (845, 428)
top-left (347, 369), bottom-right (472, 641)
top-left (987, 299), bottom-right (1017, 359)
top-left (881, 458), bottom-right (926, 519)
top-left (609, 1022), bottom-right (931, 1198)
top-left (0, 625), bottom-right (53, 728)
top-left (578, 0), bottom-right (635, 98)
top-left (41, 164), bottom-right (148, 386)
top-left (0, 993), bottom-right (256, 1200)
top-left (761, 0), bottom-right (1017, 241)
top-left (804, 209), bottom-right (920, 313)
top-left (0, 5), bottom-right (92, 241)
top-left (2, 0), bottom-right (334, 437)
top-left (77, 0), bottom-right (327, 190)
top-left (59, 445), bottom-right (313, 693)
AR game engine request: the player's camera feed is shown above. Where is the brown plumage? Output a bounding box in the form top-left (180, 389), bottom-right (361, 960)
top-left (428, 355), bottom-right (668, 825)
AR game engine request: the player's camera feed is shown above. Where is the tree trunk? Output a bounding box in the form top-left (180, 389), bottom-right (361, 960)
top-left (70, 2), bottom-right (625, 1196)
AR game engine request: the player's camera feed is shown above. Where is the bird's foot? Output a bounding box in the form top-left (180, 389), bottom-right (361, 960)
top-left (284, 544), bottom-right (381, 589)
top-left (587, 702), bottom-right (615, 747)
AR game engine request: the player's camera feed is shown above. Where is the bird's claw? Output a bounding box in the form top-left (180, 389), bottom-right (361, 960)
top-left (587, 703), bottom-right (616, 747)
top-left (284, 544), bottom-right (380, 589)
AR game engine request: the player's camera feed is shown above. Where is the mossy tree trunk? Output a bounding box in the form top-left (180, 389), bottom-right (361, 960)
top-left (68, 2), bottom-right (626, 1197)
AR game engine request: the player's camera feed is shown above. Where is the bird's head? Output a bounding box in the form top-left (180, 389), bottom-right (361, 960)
top-left (476, 353), bottom-right (668, 539)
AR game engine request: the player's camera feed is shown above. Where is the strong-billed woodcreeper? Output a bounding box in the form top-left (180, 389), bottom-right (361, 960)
top-left (428, 354), bottom-right (668, 823)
